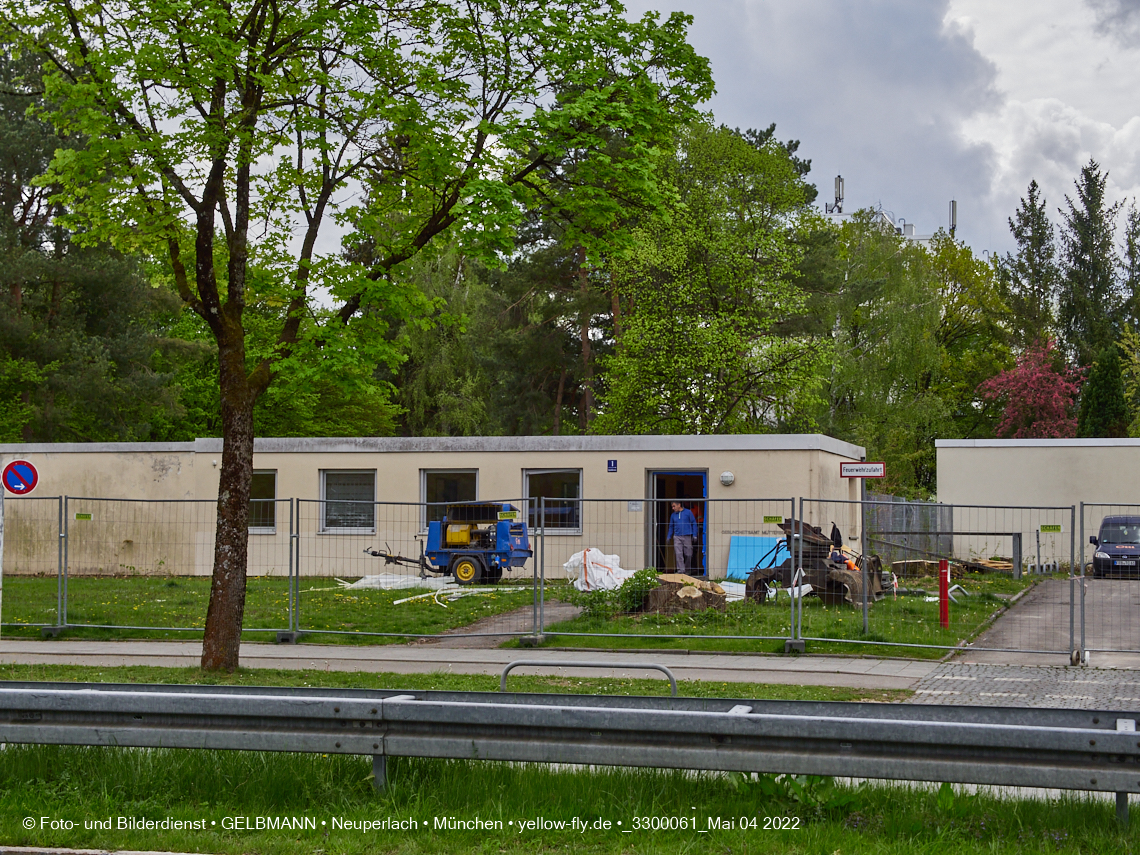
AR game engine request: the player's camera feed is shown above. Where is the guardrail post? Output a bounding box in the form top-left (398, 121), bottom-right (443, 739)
top-left (1118, 792), bottom-right (1129, 828)
top-left (372, 754), bottom-right (387, 792)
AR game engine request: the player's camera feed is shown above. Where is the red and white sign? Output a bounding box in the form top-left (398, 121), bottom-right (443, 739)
top-left (2, 459), bottom-right (39, 494)
top-left (840, 462), bottom-right (885, 479)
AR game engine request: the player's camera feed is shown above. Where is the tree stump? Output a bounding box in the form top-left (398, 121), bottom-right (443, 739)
top-left (645, 574), bottom-right (726, 613)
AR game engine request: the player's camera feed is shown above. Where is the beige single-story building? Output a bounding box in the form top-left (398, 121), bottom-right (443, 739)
top-left (0, 434), bottom-right (866, 580)
top-left (935, 438), bottom-right (1140, 566)
top-left (936, 438), bottom-right (1140, 509)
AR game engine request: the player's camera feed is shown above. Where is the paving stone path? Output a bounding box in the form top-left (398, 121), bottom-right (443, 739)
top-left (910, 662), bottom-right (1140, 709)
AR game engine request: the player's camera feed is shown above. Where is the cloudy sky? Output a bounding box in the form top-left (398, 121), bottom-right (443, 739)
top-left (625, 0), bottom-right (1140, 254)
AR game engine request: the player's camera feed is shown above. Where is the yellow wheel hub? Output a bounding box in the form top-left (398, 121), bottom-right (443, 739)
top-left (454, 558), bottom-right (479, 584)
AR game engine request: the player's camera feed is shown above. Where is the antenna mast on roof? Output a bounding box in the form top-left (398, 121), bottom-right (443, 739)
top-left (825, 175), bottom-right (844, 214)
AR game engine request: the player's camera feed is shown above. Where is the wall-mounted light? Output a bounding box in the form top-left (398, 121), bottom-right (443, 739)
top-left (720, 471), bottom-right (735, 487)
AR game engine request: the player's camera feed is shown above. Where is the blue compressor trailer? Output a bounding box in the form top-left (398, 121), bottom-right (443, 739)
top-left (365, 502), bottom-right (532, 585)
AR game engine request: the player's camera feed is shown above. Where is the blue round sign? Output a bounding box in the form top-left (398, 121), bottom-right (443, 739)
top-left (3, 460), bottom-right (38, 495)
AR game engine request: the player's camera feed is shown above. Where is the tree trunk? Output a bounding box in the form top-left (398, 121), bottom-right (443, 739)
top-left (200, 338), bottom-right (255, 672)
top-left (577, 246), bottom-right (593, 430)
top-left (553, 368), bottom-right (566, 436)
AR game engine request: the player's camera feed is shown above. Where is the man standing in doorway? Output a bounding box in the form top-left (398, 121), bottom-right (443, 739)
top-left (667, 501), bottom-right (698, 574)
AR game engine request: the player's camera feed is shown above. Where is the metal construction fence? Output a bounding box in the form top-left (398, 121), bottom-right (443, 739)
top-left (0, 494), bottom-right (1131, 661)
top-left (1079, 503), bottom-right (1140, 657)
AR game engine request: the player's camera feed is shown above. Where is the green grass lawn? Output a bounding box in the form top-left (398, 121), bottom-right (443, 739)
top-left (535, 574), bottom-right (1039, 658)
top-left (0, 661), bottom-right (911, 701)
top-left (2, 571), bottom-right (1042, 658)
top-left (1, 743), bottom-right (1134, 854)
top-left (2, 575), bottom-right (537, 643)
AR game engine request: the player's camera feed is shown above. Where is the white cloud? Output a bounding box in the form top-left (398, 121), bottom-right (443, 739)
top-left (947, 0), bottom-right (1140, 248)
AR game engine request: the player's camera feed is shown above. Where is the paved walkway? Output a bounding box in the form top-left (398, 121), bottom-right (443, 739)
top-left (911, 662), bottom-right (1140, 709)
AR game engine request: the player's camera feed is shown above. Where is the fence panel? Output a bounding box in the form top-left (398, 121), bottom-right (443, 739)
top-left (797, 498), bottom-right (1075, 655)
top-left (536, 498), bottom-right (796, 647)
top-left (1080, 503), bottom-right (1140, 657)
top-left (294, 498), bottom-right (538, 641)
top-left (2, 496), bottom-right (62, 632)
top-left (59, 497), bottom-right (292, 636)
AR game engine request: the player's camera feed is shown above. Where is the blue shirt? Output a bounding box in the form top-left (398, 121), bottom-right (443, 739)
top-left (667, 508), bottom-right (698, 540)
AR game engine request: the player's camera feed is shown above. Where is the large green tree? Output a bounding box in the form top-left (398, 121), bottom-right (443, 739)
top-left (593, 123), bottom-right (820, 434)
top-left (998, 179), bottom-right (1059, 349)
top-left (815, 218), bottom-right (1009, 497)
top-left (0, 49), bottom-right (189, 442)
top-left (1121, 203), bottom-right (1140, 333)
top-left (2, 0), bottom-right (712, 670)
top-left (1058, 159), bottom-right (1122, 365)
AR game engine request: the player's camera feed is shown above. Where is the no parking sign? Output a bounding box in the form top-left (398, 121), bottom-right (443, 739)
top-left (2, 460), bottom-right (38, 495)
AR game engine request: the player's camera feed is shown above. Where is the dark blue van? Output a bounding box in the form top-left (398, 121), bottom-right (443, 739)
top-left (1090, 516), bottom-right (1140, 578)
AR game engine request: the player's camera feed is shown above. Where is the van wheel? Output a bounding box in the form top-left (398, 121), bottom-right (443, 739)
top-left (451, 555), bottom-right (483, 585)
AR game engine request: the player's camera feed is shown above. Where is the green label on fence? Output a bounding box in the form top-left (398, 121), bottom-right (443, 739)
top-left (74, 512), bottom-right (92, 521)
top-left (1039, 524), bottom-right (1062, 533)
top-left (763, 515), bottom-right (784, 524)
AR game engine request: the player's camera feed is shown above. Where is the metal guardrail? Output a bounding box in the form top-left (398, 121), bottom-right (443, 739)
top-left (500, 660), bottom-right (678, 695)
top-left (1, 681), bottom-right (1139, 813)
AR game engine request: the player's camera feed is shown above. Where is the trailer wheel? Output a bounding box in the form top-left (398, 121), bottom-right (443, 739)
top-left (451, 555), bottom-right (483, 585)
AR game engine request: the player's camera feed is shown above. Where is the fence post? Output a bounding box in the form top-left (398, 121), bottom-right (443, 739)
top-left (532, 497), bottom-right (540, 646)
top-left (1076, 504), bottom-right (1084, 666)
top-left (288, 497), bottom-right (295, 635)
top-left (62, 496), bottom-right (69, 628)
top-left (861, 496), bottom-right (869, 635)
top-left (57, 496), bottom-right (65, 632)
top-left (785, 498), bottom-right (806, 654)
top-left (539, 496), bottom-right (545, 643)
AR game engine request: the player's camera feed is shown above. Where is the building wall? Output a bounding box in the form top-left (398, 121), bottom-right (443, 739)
top-left (937, 439), bottom-right (1140, 508)
top-left (935, 439), bottom-right (1140, 566)
top-left (0, 435), bottom-right (866, 578)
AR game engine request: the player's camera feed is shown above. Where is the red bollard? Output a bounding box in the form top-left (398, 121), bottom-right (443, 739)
top-left (939, 559), bottom-right (949, 629)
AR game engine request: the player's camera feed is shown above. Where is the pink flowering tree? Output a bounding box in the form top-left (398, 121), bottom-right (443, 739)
top-left (977, 339), bottom-right (1084, 438)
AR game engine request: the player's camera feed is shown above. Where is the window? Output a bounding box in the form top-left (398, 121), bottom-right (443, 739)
top-left (422, 470), bottom-right (478, 527)
top-left (525, 469), bottom-right (581, 532)
top-left (249, 470), bottom-right (276, 532)
top-left (321, 470), bottom-right (376, 532)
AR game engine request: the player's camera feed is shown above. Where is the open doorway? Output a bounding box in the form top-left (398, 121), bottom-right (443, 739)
top-left (649, 471), bottom-right (708, 575)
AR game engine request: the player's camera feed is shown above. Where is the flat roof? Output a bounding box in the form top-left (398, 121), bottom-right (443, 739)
top-left (937, 439), bottom-right (1140, 448)
top-left (0, 434), bottom-right (866, 458)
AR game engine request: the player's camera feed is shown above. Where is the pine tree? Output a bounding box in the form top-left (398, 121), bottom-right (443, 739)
top-left (1121, 203), bottom-right (1140, 333)
top-left (1077, 346), bottom-right (1129, 437)
top-left (998, 180), bottom-right (1059, 349)
top-left (1058, 159), bottom-right (1122, 365)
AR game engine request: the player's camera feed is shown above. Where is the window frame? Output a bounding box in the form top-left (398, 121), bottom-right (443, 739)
top-left (249, 469), bottom-right (277, 535)
top-left (319, 469), bottom-right (377, 534)
top-left (420, 468), bottom-right (479, 532)
top-left (523, 468), bottom-right (583, 535)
